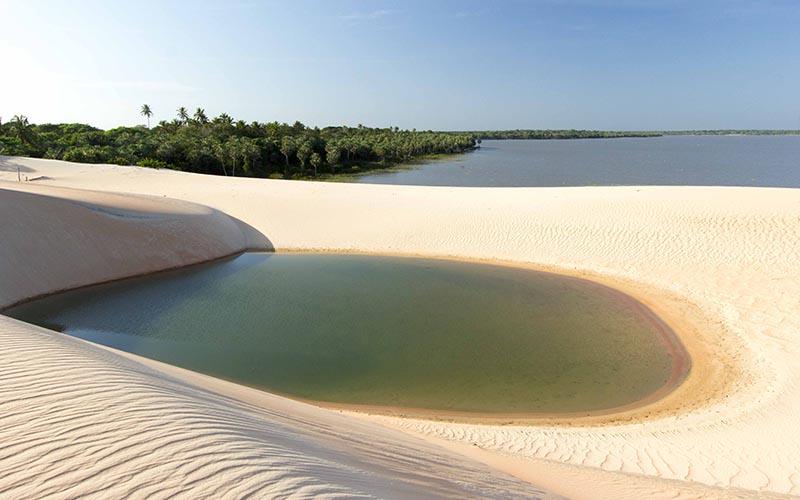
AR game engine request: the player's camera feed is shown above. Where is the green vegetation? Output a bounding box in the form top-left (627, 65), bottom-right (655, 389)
top-left (3, 111), bottom-right (798, 180)
top-left (140, 104), bottom-right (153, 129)
top-left (0, 108), bottom-right (475, 179)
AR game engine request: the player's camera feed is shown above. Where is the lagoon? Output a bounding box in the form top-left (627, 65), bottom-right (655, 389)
top-left (7, 253), bottom-right (685, 416)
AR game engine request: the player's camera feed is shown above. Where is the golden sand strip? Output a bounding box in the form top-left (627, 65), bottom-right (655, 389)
top-left (2, 156), bottom-right (800, 497)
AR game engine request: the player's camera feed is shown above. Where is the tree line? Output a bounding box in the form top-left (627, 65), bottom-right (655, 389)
top-left (0, 108), bottom-right (476, 179)
top-left (4, 111), bottom-right (798, 179)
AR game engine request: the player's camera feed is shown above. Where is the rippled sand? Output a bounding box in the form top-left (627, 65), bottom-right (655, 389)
top-left (2, 155), bottom-right (799, 498)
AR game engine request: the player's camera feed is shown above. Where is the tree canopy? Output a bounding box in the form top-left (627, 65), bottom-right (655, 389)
top-left (0, 111), bottom-right (476, 179)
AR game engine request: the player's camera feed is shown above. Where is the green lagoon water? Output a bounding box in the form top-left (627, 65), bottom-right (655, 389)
top-left (7, 253), bottom-right (679, 414)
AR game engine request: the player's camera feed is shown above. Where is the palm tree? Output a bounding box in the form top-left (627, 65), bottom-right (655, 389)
top-left (194, 108), bottom-right (208, 124)
top-left (310, 152), bottom-right (322, 177)
top-left (140, 104), bottom-right (152, 128)
top-left (325, 141), bottom-right (340, 174)
top-left (212, 141), bottom-right (229, 176)
top-left (10, 115), bottom-right (31, 142)
top-left (216, 113), bottom-right (233, 126)
top-left (296, 139), bottom-right (312, 174)
top-left (279, 136), bottom-right (295, 176)
top-left (240, 138), bottom-right (261, 176)
top-left (226, 137), bottom-right (242, 177)
top-left (177, 106), bottom-right (189, 124)
top-left (10, 115), bottom-right (32, 181)
top-left (348, 139), bottom-right (360, 161)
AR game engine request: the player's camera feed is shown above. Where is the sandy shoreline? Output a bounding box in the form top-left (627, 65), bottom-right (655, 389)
top-left (2, 156), bottom-right (800, 497)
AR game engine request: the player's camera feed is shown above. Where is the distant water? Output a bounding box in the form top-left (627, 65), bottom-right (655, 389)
top-left (7, 253), bottom-right (678, 414)
top-left (355, 135), bottom-right (800, 187)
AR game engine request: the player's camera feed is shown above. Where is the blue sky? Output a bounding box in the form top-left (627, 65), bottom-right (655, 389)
top-left (1, 0), bottom-right (798, 130)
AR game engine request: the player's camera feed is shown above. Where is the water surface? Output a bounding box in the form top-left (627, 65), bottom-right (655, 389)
top-left (355, 135), bottom-right (800, 187)
top-left (7, 253), bottom-right (683, 414)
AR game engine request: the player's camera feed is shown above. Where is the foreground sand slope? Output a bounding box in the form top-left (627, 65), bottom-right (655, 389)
top-left (0, 316), bottom-right (548, 499)
top-left (2, 156), bottom-right (800, 497)
top-left (0, 181), bottom-right (548, 499)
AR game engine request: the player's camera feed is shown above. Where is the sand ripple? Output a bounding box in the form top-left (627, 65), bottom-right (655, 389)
top-left (2, 156), bottom-right (800, 497)
top-left (0, 316), bottom-right (547, 499)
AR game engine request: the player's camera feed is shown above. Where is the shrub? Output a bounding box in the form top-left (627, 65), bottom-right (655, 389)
top-left (138, 158), bottom-right (168, 169)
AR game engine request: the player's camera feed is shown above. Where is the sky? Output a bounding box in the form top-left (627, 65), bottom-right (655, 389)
top-left (1, 0), bottom-right (799, 130)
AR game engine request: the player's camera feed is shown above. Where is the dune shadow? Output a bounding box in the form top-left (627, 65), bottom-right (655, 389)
top-left (228, 215), bottom-right (274, 252)
top-left (0, 157), bottom-right (35, 173)
top-left (1, 186), bottom-right (275, 256)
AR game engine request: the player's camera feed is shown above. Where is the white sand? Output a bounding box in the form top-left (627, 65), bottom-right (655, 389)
top-left (2, 156), bottom-right (799, 498)
top-left (0, 180), bottom-right (547, 499)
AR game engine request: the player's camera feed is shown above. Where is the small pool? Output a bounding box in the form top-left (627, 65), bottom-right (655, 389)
top-left (6, 253), bottom-right (686, 416)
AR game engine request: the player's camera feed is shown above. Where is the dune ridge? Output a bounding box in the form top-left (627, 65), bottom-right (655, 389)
top-left (2, 156), bottom-right (800, 497)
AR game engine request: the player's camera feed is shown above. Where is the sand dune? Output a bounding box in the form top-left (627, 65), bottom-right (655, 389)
top-left (0, 184), bottom-right (256, 307)
top-left (0, 315), bottom-right (549, 499)
top-left (0, 181), bottom-right (548, 499)
top-left (2, 156), bottom-right (800, 498)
